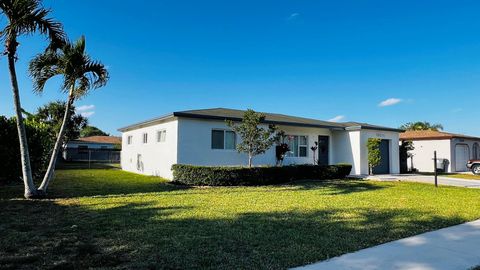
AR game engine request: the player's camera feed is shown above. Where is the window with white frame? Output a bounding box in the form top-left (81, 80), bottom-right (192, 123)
top-left (211, 130), bottom-right (236, 150)
top-left (127, 135), bottom-right (133, 145)
top-left (142, 133), bottom-right (148, 144)
top-left (157, 130), bottom-right (167, 142)
top-left (286, 135), bottom-right (308, 157)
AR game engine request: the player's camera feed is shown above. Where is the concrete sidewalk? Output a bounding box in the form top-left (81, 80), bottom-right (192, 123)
top-left (367, 174), bottom-right (480, 188)
top-left (293, 220), bottom-right (480, 270)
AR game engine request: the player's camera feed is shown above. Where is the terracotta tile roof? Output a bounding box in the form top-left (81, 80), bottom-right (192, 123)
top-left (400, 130), bottom-right (480, 141)
top-left (74, 136), bottom-right (121, 144)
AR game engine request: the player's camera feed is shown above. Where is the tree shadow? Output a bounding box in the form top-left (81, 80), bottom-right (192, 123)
top-left (0, 198), bottom-right (470, 269)
top-left (282, 179), bottom-right (387, 195)
top-left (0, 170), bottom-right (191, 199)
top-left (170, 180), bottom-right (388, 196)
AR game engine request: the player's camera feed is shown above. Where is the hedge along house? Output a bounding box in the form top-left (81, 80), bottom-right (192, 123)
top-left (118, 108), bottom-right (402, 179)
top-left (400, 130), bottom-right (480, 173)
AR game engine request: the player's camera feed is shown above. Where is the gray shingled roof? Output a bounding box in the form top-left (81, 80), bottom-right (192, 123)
top-left (118, 108), bottom-right (402, 132)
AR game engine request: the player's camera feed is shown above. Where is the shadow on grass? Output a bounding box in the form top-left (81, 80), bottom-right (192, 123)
top-left (0, 198), bottom-right (469, 269)
top-left (287, 180), bottom-right (387, 195)
top-left (0, 169), bottom-right (191, 199)
top-left (1, 171), bottom-right (384, 200)
top-left (56, 161), bottom-right (121, 170)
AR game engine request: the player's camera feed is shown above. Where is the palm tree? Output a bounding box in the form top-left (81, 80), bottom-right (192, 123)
top-left (0, 0), bottom-right (64, 198)
top-left (400, 121), bottom-right (444, 131)
top-left (29, 36), bottom-right (109, 195)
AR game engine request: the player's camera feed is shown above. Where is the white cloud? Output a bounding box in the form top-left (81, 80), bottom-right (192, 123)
top-left (76, 104), bottom-right (95, 118)
top-left (76, 104), bottom-right (95, 112)
top-left (287, 13), bottom-right (300, 21)
top-left (451, 108), bottom-right (463, 113)
top-left (328, 115), bottom-right (345, 122)
top-left (80, 111), bottom-right (95, 117)
top-left (379, 98), bottom-right (402, 107)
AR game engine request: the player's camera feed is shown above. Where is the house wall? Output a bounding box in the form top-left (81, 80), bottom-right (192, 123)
top-left (407, 139), bottom-right (451, 173)
top-left (359, 130), bottom-right (400, 175)
top-left (331, 130), bottom-right (361, 174)
top-left (120, 116), bottom-right (401, 179)
top-left (120, 119), bottom-right (178, 179)
top-left (176, 118), bottom-right (333, 167)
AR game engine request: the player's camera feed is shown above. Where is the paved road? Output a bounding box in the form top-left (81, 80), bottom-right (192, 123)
top-left (293, 220), bottom-right (480, 270)
top-left (367, 174), bottom-right (480, 188)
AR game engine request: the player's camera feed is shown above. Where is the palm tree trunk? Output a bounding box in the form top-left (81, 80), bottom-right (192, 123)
top-left (7, 54), bottom-right (36, 198)
top-left (38, 85), bottom-right (75, 194)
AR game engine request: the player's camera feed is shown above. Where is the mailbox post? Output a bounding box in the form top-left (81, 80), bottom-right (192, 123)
top-left (434, 151), bottom-right (438, 187)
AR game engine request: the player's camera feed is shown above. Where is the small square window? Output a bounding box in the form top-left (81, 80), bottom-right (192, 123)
top-left (157, 130), bottom-right (166, 142)
top-left (225, 131), bottom-right (236, 150)
top-left (211, 130), bottom-right (224, 149)
top-left (127, 135), bottom-right (133, 145)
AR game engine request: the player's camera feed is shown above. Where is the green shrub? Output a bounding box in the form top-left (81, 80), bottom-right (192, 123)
top-left (0, 116), bottom-right (53, 184)
top-left (171, 164), bottom-right (352, 186)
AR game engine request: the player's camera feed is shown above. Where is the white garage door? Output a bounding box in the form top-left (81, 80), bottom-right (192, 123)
top-left (455, 144), bottom-right (469, 172)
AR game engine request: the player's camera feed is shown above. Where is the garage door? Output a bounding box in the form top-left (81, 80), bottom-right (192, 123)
top-left (455, 144), bottom-right (469, 172)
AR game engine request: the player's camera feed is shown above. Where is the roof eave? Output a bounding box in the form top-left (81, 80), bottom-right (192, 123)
top-left (117, 110), bottom-right (401, 133)
top-left (173, 112), bottom-right (345, 130)
top-left (345, 126), bottom-right (403, 133)
top-left (117, 113), bottom-right (175, 132)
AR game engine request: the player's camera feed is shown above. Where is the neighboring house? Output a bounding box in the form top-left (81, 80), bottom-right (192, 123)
top-left (400, 130), bottom-right (480, 173)
top-left (118, 108), bottom-right (401, 179)
top-left (63, 136), bottom-right (122, 162)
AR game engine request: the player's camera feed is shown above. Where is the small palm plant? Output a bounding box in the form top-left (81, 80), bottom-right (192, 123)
top-left (0, 0), bottom-right (65, 198)
top-left (29, 36), bottom-right (109, 195)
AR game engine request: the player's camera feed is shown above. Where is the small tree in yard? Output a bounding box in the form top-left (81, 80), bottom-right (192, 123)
top-left (227, 109), bottom-right (278, 168)
top-left (367, 138), bottom-right (382, 175)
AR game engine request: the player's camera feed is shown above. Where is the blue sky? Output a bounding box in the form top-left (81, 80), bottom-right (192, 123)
top-left (0, 0), bottom-right (479, 136)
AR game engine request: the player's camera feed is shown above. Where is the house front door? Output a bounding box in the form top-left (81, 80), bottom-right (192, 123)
top-left (318, 136), bottom-right (329, 165)
top-left (372, 139), bottom-right (390, 174)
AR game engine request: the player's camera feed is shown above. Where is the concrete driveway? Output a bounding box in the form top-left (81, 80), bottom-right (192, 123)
top-left (293, 220), bottom-right (480, 270)
top-left (367, 174), bottom-right (480, 188)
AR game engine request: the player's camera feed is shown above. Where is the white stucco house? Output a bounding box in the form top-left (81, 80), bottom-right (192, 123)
top-left (118, 108), bottom-right (402, 179)
top-left (400, 130), bottom-right (480, 173)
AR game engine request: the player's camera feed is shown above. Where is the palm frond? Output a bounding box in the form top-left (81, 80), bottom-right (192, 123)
top-left (29, 51), bottom-right (61, 93)
top-left (26, 7), bottom-right (65, 46)
top-left (0, 0), bottom-right (65, 50)
top-left (83, 60), bottom-right (109, 89)
top-left (74, 35), bottom-right (85, 53)
top-left (74, 75), bottom-right (90, 99)
top-left (28, 35), bottom-right (109, 98)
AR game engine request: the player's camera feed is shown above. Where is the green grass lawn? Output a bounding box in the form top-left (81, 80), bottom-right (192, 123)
top-left (419, 172), bottom-right (480, 180)
top-left (2, 169), bottom-right (480, 269)
top-left (447, 174), bottom-right (480, 180)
